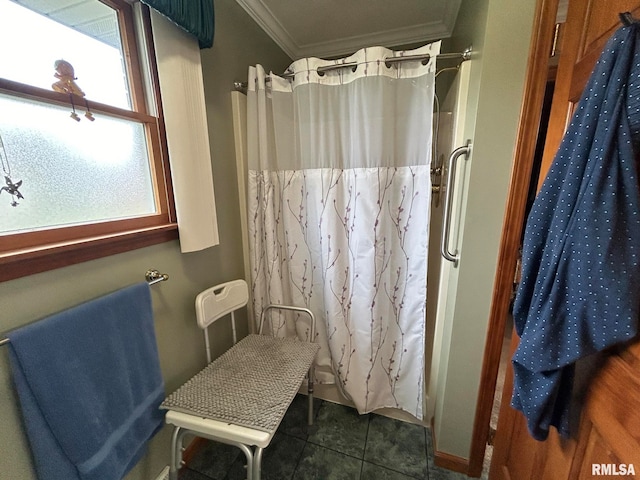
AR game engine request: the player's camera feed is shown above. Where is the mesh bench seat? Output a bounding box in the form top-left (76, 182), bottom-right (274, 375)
top-left (161, 280), bottom-right (319, 480)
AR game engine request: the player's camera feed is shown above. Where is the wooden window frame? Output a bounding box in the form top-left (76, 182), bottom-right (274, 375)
top-left (0, 0), bottom-right (178, 282)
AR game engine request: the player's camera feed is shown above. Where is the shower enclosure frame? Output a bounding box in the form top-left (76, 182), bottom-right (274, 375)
top-left (230, 59), bottom-right (472, 426)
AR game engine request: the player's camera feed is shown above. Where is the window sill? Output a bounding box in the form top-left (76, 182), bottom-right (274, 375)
top-left (0, 223), bottom-right (179, 282)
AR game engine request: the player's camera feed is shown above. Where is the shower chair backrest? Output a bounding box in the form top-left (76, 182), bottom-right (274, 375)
top-left (195, 279), bottom-right (249, 363)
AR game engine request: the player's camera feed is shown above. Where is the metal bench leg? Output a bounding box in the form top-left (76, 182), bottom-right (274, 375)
top-left (169, 427), bottom-right (188, 480)
top-left (307, 367), bottom-right (315, 426)
top-left (252, 446), bottom-right (264, 480)
top-left (219, 440), bottom-right (258, 480)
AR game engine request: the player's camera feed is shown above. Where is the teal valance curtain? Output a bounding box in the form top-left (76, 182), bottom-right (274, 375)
top-left (142, 0), bottom-right (214, 48)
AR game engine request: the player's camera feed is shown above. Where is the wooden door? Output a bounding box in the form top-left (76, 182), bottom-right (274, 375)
top-left (490, 1), bottom-right (640, 479)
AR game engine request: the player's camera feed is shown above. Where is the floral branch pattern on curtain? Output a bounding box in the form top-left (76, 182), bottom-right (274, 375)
top-left (246, 43), bottom-right (439, 420)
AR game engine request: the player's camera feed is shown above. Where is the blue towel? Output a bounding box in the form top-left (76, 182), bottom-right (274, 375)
top-left (7, 283), bottom-right (165, 480)
top-left (512, 23), bottom-right (640, 440)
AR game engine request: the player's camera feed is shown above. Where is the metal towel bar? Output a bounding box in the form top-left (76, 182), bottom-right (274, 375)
top-left (0, 269), bottom-right (169, 347)
top-left (145, 269), bottom-right (169, 285)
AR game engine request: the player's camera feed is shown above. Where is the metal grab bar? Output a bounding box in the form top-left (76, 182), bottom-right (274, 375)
top-left (258, 304), bottom-right (317, 425)
top-left (258, 304), bottom-right (316, 342)
top-left (441, 141), bottom-right (472, 263)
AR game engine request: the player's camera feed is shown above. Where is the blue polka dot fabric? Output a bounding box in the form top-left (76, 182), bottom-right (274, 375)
top-left (511, 23), bottom-right (640, 441)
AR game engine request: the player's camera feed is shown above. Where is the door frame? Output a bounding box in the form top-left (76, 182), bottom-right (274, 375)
top-left (466, 0), bottom-right (560, 475)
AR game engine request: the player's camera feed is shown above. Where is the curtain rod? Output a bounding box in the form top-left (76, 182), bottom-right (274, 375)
top-left (0, 269), bottom-right (169, 347)
top-left (233, 47), bottom-right (472, 93)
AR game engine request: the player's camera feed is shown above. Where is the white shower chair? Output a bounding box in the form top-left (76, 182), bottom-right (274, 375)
top-left (161, 279), bottom-right (319, 480)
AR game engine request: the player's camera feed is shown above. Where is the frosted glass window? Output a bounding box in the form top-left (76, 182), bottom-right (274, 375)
top-left (0, 0), bottom-right (131, 109)
top-left (0, 93), bottom-right (156, 235)
top-left (0, 0), bottom-right (176, 282)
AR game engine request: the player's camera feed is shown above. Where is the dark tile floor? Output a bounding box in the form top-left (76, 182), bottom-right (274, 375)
top-left (178, 395), bottom-right (470, 480)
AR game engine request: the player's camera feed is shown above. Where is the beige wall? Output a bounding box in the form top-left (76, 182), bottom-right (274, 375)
top-left (0, 2), bottom-right (290, 479)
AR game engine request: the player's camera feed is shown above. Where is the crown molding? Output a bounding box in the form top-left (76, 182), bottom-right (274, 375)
top-left (235, 0), bottom-right (298, 58)
top-left (295, 22), bottom-right (450, 60)
top-left (235, 0), bottom-right (460, 60)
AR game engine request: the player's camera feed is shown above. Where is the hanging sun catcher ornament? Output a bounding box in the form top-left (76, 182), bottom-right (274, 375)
top-left (51, 59), bottom-right (94, 121)
top-left (0, 133), bottom-right (23, 207)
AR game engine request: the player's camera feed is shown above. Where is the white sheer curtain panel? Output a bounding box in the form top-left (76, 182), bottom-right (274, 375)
top-left (246, 42), bottom-right (438, 419)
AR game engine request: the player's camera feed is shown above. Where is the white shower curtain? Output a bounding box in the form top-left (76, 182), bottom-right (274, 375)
top-left (246, 42), bottom-right (439, 420)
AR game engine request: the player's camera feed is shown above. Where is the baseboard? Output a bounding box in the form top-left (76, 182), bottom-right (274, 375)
top-left (155, 435), bottom-right (208, 480)
top-left (430, 420), bottom-right (470, 475)
top-left (433, 449), bottom-right (470, 474)
top-left (184, 436), bottom-right (209, 463)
